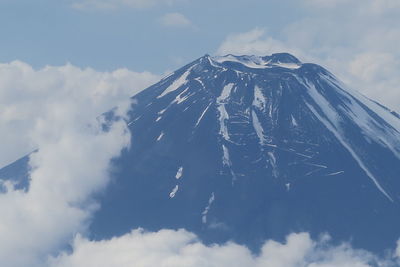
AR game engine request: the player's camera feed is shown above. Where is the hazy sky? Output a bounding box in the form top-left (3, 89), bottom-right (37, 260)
top-left (0, 0), bottom-right (304, 72)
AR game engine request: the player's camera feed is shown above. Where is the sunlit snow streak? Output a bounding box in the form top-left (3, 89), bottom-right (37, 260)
top-left (195, 77), bottom-right (205, 88)
top-left (158, 108), bottom-right (167, 115)
top-left (252, 85), bottom-right (266, 111)
top-left (305, 101), bottom-right (393, 202)
top-left (252, 110), bottom-right (266, 145)
top-left (301, 75), bottom-right (393, 201)
top-left (213, 55), bottom-right (269, 69)
top-left (272, 62), bottom-right (301, 69)
top-left (195, 102), bottom-right (212, 128)
top-left (172, 88), bottom-right (191, 105)
top-left (211, 55), bottom-right (302, 69)
top-left (222, 145), bottom-right (231, 167)
top-left (158, 67), bottom-right (193, 98)
top-left (156, 132), bottom-right (164, 141)
top-left (326, 171), bottom-right (345, 176)
top-left (320, 74), bottom-right (400, 160)
top-left (268, 151), bottom-right (278, 178)
top-left (175, 167), bottom-right (183, 179)
top-left (169, 185), bottom-right (179, 198)
top-left (201, 192), bottom-right (215, 224)
top-left (218, 83), bottom-right (235, 101)
top-left (291, 115), bottom-right (298, 127)
top-left (290, 73), bottom-right (394, 201)
top-left (285, 183), bottom-right (291, 191)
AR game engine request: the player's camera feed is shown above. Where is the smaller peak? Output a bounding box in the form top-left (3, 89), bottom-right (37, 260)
top-left (262, 53), bottom-right (301, 64)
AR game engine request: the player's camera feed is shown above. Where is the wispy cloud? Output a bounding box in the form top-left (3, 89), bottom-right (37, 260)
top-left (159, 12), bottom-right (192, 28)
top-left (217, 28), bottom-right (300, 57)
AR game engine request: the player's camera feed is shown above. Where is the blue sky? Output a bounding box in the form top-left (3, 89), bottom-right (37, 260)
top-left (0, 0), bottom-right (305, 73)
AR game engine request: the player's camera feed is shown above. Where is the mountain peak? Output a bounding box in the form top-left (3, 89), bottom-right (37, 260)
top-left (3, 53), bottom-right (400, 255)
top-left (210, 53), bottom-right (302, 69)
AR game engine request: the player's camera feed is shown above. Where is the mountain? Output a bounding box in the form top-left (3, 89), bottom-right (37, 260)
top-left (2, 53), bottom-right (400, 253)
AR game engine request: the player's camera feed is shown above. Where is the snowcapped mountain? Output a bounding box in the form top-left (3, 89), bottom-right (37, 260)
top-left (2, 53), bottom-right (400, 253)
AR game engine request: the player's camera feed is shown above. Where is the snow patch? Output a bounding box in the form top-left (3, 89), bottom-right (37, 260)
top-left (175, 167), bottom-right (183, 179)
top-left (213, 55), bottom-right (269, 69)
top-left (222, 145), bottom-right (231, 167)
top-left (156, 132), bottom-right (164, 141)
top-left (212, 55), bottom-right (302, 70)
top-left (272, 62), bottom-right (301, 69)
top-left (201, 192), bottom-right (215, 224)
top-left (326, 171), bottom-right (344, 176)
top-left (265, 143), bottom-right (277, 148)
top-left (216, 83), bottom-right (235, 141)
top-left (285, 183), bottom-right (291, 191)
top-left (195, 77), bottom-right (205, 88)
top-left (296, 76), bottom-right (393, 201)
top-left (169, 185), bottom-right (179, 198)
top-left (194, 102), bottom-right (212, 128)
top-left (291, 115), bottom-right (298, 127)
top-left (218, 83), bottom-right (235, 102)
top-left (252, 110), bottom-right (266, 145)
top-left (158, 108), bottom-right (167, 115)
top-left (217, 105), bottom-right (230, 140)
top-left (172, 87), bottom-right (191, 105)
top-left (268, 151), bottom-right (278, 178)
top-left (299, 77), bottom-right (393, 201)
top-left (306, 102), bottom-right (393, 202)
top-left (158, 67), bottom-right (192, 98)
top-left (320, 74), bottom-right (400, 160)
top-left (253, 85), bottom-right (266, 111)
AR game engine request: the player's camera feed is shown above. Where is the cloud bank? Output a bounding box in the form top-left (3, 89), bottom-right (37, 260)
top-left (0, 60), bottom-right (158, 266)
top-left (217, 0), bottom-right (400, 112)
top-left (0, 110), bottom-right (130, 267)
top-left (0, 61), bottom-right (158, 168)
top-left (50, 230), bottom-right (399, 267)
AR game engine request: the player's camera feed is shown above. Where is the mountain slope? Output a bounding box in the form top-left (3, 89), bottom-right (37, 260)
top-left (2, 53), bottom-right (400, 253)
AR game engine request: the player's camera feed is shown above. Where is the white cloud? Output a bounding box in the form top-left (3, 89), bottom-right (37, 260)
top-left (218, 28), bottom-right (281, 55)
top-left (0, 116), bottom-right (129, 267)
top-left (217, 28), bottom-right (303, 58)
top-left (396, 239), bottom-right (400, 259)
top-left (159, 12), bottom-right (192, 28)
top-left (72, 0), bottom-right (183, 10)
top-left (216, 0), bottom-right (400, 112)
top-left (0, 61), bottom-right (158, 266)
top-left (50, 230), bottom-right (398, 267)
top-left (0, 61), bottom-right (158, 169)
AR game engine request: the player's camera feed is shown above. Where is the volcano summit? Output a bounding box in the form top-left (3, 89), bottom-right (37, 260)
top-left (2, 53), bottom-right (400, 253)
